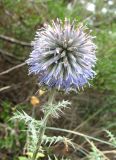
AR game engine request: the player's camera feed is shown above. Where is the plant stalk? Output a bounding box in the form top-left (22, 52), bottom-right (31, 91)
top-left (32, 89), bottom-right (56, 160)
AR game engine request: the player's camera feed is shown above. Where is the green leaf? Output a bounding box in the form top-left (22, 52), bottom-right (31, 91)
top-left (27, 152), bottom-right (45, 158)
top-left (18, 157), bottom-right (28, 160)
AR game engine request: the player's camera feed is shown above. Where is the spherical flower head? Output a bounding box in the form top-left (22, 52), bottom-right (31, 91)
top-left (26, 18), bottom-right (97, 92)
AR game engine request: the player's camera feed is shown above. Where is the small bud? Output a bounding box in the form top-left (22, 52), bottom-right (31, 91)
top-left (30, 96), bottom-right (40, 107)
top-left (39, 89), bottom-right (46, 96)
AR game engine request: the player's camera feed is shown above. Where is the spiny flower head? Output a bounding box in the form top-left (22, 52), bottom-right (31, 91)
top-left (26, 18), bottom-right (97, 91)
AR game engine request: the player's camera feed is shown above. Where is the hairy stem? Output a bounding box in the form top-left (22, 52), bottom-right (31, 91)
top-left (32, 89), bottom-right (56, 160)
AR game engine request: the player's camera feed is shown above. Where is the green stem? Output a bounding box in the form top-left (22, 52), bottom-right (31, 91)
top-left (32, 89), bottom-right (56, 160)
top-left (32, 107), bottom-right (36, 118)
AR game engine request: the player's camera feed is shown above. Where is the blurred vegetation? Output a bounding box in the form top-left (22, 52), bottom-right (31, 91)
top-left (0, 0), bottom-right (116, 159)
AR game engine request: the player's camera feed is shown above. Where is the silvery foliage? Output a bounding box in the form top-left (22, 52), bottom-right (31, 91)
top-left (12, 100), bottom-right (72, 153)
top-left (42, 100), bottom-right (71, 118)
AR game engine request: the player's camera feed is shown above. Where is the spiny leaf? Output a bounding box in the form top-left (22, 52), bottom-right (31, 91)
top-left (105, 130), bottom-right (116, 147)
top-left (87, 139), bottom-right (109, 160)
top-left (42, 135), bottom-right (75, 149)
top-left (43, 100), bottom-right (71, 118)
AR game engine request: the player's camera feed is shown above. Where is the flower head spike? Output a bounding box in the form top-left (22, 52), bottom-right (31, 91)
top-left (26, 18), bottom-right (97, 91)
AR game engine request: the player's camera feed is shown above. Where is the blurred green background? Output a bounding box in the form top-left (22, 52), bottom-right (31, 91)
top-left (0, 0), bottom-right (116, 159)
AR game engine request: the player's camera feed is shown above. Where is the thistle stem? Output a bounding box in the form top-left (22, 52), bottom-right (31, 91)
top-left (32, 89), bottom-right (56, 160)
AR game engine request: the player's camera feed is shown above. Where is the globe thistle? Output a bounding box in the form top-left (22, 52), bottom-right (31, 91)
top-left (26, 18), bottom-right (97, 91)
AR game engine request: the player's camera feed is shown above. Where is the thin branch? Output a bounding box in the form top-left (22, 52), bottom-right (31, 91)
top-left (0, 34), bottom-right (31, 47)
top-left (0, 86), bottom-right (11, 92)
top-left (0, 49), bottom-right (25, 61)
top-left (0, 80), bottom-right (32, 93)
top-left (103, 150), bottom-right (116, 154)
top-left (0, 62), bottom-right (26, 76)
